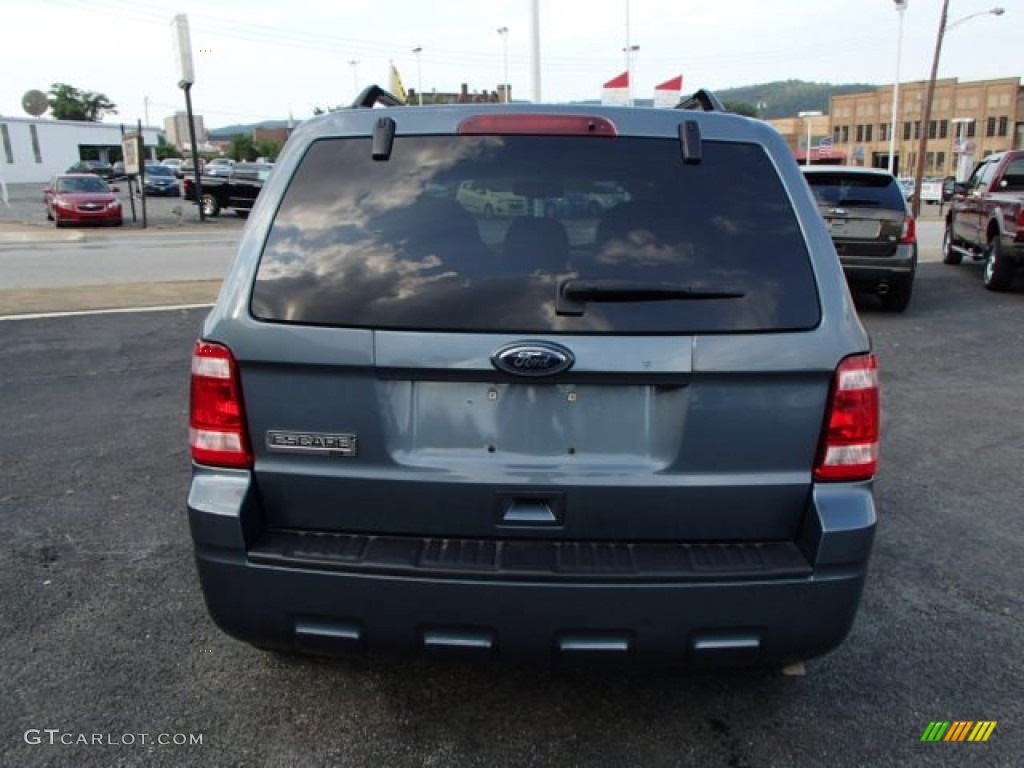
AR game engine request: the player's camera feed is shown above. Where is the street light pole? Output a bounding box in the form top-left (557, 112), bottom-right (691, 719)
top-left (348, 60), bottom-right (359, 96)
top-left (888, 0), bottom-right (908, 175)
top-left (623, 45), bottom-right (640, 107)
top-left (497, 27), bottom-right (509, 102)
top-left (528, 0), bottom-right (541, 102)
top-left (799, 110), bottom-right (823, 167)
top-left (912, 3), bottom-right (1004, 219)
top-left (412, 47), bottom-right (423, 106)
top-left (951, 117), bottom-right (974, 182)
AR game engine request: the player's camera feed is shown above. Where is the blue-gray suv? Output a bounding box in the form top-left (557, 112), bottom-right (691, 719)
top-left (187, 88), bottom-right (879, 667)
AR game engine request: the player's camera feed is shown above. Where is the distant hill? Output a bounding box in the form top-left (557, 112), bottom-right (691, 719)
top-left (210, 81), bottom-right (880, 136)
top-left (714, 80), bottom-right (878, 118)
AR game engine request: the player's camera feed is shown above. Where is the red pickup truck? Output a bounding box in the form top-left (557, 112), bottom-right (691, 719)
top-left (943, 150), bottom-right (1024, 291)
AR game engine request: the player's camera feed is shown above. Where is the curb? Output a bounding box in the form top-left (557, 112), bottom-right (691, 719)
top-left (0, 229), bottom-right (85, 244)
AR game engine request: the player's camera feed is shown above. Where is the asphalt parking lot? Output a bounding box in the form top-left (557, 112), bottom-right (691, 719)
top-left (1, 181), bottom-right (246, 232)
top-left (1, 260), bottom-right (1021, 767)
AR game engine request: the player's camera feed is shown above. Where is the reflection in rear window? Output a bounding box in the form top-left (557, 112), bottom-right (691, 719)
top-left (252, 136), bottom-right (820, 333)
top-left (804, 172), bottom-right (906, 211)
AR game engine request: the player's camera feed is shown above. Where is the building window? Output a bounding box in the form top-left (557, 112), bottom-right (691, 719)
top-left (926, 152), bottom-right (935, 170)
top-left (939, 120), bottom-right (949, 139)
top-left (840, 125), bottom-right (849, 143)
top-left (936, 151), bottom-right (945, 170)
top-left (998, 116), bottom-right (1008, 137)
top-left (29, 125), bottom-right (42, 163)
top-left (903, 121), bottom-right (912, 140)
top-left (0, 124), bottom-right (12, 164)
top-left (986, 117), bottom-right (996, 137)
top-left (914, 121), bottom-right (921, 140)
top-left (833, 127), bottom-right (841, 143)
top-left (865, 124), bottom-right (873, 142)
top-left (928, 120), bottom-right (937, 139)
top-left (879, 123), bottom-right (888, 141)
top-left (967, 122), bottom-right (976, 138)
top-left (856, 125), bottom-right (864, 142)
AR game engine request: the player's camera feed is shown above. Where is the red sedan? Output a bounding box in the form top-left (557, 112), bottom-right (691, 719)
top-left (44, 174), bottom-right (123, 227)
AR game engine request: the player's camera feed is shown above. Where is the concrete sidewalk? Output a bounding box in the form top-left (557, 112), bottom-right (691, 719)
top-left (0, 279), bottom-right (220, 316)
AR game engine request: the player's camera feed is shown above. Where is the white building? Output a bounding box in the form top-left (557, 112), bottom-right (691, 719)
top-left (0, 116), bottom-right (161, 184)
top-left (164, 111), bottom-right (207, 151)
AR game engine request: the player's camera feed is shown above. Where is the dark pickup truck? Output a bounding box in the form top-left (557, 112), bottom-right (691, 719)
top-left (183, 162), bottom-right (273, 218)
top-left (943, 150), bottom-right (1024, 291)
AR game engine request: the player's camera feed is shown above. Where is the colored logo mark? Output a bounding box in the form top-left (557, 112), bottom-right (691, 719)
top-left (921, 721), bottom-right (997, 742)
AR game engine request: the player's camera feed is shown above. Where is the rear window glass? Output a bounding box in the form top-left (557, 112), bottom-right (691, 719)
top-left (252, 136), bottom-right (820, 333)
top-left (804, 172), bottom-right (906, 211)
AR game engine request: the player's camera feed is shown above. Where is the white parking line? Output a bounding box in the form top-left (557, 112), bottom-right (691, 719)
top-left (0, 303), bottom-right (215, 322)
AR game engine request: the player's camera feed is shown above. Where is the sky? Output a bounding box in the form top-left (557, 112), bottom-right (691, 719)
top-left (0, 0), bottom-right (1019, 129)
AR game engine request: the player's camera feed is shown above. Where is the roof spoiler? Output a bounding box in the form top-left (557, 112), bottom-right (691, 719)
top-left (674, 89), bottom-right (725, 112)
top-left (350, 85), bottom-right (406, 109)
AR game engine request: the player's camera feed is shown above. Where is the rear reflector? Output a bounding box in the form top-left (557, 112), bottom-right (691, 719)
top-left (900, 216), bottom-right (916, 245)
top-left (814, 353), bottom-right (879, 482)
top-left (189, 341), bottom-right (253, 468)
top-left (457, 114), bottom-right (618, 137)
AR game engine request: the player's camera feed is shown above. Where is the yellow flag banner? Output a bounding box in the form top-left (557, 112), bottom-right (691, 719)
top-left (389, 62), bottom-right (408, 103)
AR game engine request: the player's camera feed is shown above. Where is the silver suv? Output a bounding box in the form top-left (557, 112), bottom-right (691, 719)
top-left (187, 89), bottom-right (879, 667)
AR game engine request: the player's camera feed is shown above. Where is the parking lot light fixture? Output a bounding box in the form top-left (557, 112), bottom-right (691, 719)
top-left (799, 111), bottom-right (823, 167)
top-left (497, 27), bottom-right (510, 102)
top-left (888, 1), bottom-right (908, 175)
top-left (412, 47), bottom-right (423, 106)
top-left (913, 2), bottom-right (1005, 218)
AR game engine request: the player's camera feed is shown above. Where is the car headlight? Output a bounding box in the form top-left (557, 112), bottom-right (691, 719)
top-left (107, 201), bottom-right (121, 210)
top-left (54, 198), bottom-right (73, 210)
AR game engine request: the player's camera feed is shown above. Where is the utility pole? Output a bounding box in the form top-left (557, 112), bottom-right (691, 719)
top-left (912, 0), bottom-right (949, 220)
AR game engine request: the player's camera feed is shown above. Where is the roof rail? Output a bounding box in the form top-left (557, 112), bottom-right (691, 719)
top-left (675, 89), bottom-right (725, 113)
top-left (350, 85), bottom-right (406, 109)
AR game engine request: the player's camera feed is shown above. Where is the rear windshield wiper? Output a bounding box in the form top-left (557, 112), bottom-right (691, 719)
top-left (557, 278), bottom-right (745, 316)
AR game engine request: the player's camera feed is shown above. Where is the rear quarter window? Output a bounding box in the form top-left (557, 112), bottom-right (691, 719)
top-left (251, 134), bottom-right (821, 334)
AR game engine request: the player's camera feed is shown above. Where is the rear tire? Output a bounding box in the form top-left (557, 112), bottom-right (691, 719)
top-left (941, 223), bottom-right (962, 265)
top-left (201, 194), bottom-right (221, 218)
top-left (982, 236), bottom-right (1014, 292)
top-left (881, 274), bottom-right (914, 313)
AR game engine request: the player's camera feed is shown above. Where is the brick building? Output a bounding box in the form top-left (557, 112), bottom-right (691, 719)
top-left (828, 77), bottom-right (1022, 177)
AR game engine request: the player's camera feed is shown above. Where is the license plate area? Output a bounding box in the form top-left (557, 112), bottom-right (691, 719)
top-left (380, 381), bottom-right (685, 469)
top-left (827, 218), bottom-right (880, 240)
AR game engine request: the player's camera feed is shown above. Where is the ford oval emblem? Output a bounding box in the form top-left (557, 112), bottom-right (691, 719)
top-left (491, 341), bottom-right (575, 377)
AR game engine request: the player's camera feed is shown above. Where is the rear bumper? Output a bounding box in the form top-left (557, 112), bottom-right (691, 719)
top-left (842, 243), bottom-right (916, 286)
top-left (188, 469), bottom-right (876, 667)
top-left (55, 210), bottom-right (122, 225)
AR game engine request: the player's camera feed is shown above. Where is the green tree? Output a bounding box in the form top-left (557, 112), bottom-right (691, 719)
top-left (253, 138), bottom-right (283, 161)
top-left (723, 100), bottom-right (760, 118)
top-left (230, 135), bottom-right (257, 161)
top-left (47, 82), bottom-right (118, 121)
top-left (153, 135), bottom-right (182, 160)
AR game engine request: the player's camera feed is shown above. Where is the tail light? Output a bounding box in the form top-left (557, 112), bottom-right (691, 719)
top-left (189, 341), bottom-right (253, 468)
top-left (814, 353), bottom-right (879, 482)
top-left (1016, 210), bottom-right (1024, 242)
top-left (900, 216), bottom-right (916, 245)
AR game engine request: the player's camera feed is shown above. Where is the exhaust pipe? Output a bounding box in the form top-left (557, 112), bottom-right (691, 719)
top-left (876, 282), bottom-right (890, 296)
